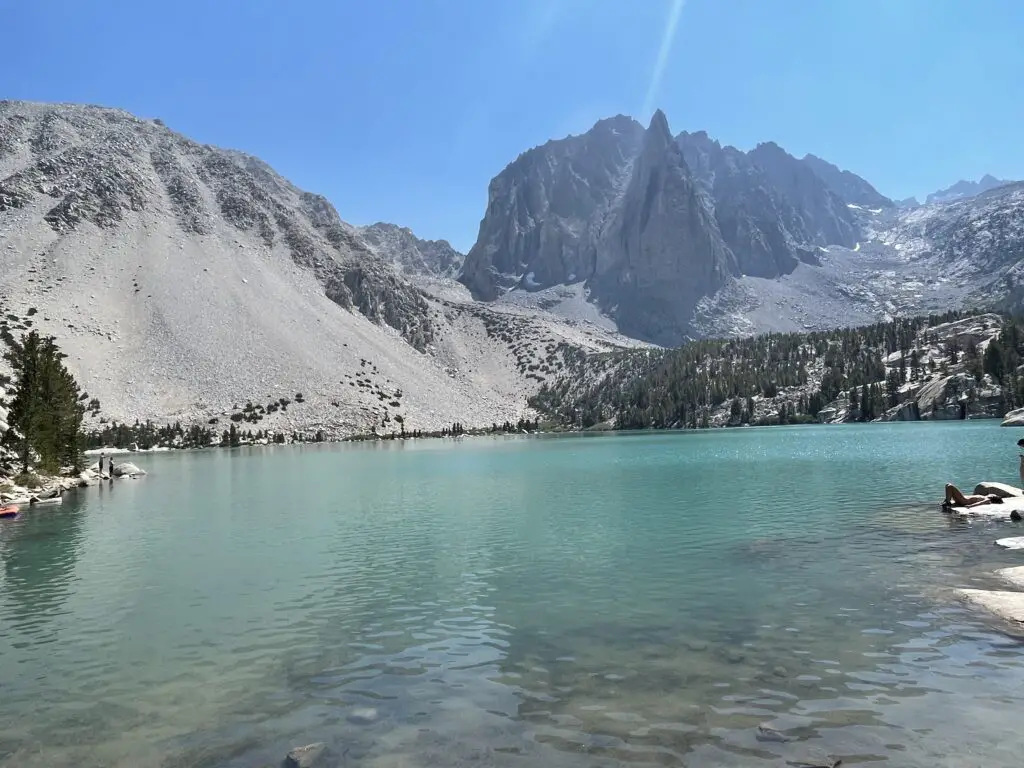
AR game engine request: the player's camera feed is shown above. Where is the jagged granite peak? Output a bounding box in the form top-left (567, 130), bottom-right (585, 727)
top-left (357, 222), bottom-right (464, 278)
top-left (801, 153), bottom-right (894, 209)
top-left (459, 108), bottom-right (739, 343)
top-left (589, 111), bottom-right (735, 343)
top-left (0, 100), bottom-right (433, 351)
top-left (926, 174), bottom-right (1016, 205)
top-left (459, 110), bottom-right (889, 343)
top-left (747, 141), bottom-right (859, 248)
top-left (459, 114), bottom-right (646, 300)
top-left (897, 196), bottom-right (920, 208)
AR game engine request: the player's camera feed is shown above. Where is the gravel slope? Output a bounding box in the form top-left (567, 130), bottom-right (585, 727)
top-left (0, 101), bottom-right (637, 437)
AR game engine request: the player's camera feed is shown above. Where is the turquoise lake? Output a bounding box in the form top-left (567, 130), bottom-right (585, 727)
top-left (3, 422), bottom-right (1024, 767)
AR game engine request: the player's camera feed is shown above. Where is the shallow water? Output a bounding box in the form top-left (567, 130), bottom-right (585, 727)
top-left (3, 423), bottom-right (1024, 767)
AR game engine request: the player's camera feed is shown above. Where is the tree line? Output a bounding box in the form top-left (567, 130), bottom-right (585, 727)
top-left (530, 310), bottom-right (1022, 430)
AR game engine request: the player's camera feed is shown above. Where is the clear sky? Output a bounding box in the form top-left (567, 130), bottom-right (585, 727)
top-left (4, 0), bottom-right (1023, 251)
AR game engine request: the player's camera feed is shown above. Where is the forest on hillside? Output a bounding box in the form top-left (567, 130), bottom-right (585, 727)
top-left (530, 310), bottom-right (1024, 430)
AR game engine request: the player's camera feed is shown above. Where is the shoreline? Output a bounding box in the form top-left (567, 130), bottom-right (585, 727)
top-left (79, 413), bottom-right (1011, 455)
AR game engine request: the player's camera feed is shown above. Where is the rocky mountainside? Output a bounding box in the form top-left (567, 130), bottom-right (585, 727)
top-left (676, 131), bottom-right (831, 278)
top-left (927, 174), bottom-right (1016, 205)
top-left (460, 110), bottom-right (1024, 344)
top-left (0, 100), bottom-right (633, 436)
top-left (801, 153), bottom-right (894, 210)
top-left (460, 114), bottom-right (646, 301)
top-left (356, 222), bottom-right (464, 278)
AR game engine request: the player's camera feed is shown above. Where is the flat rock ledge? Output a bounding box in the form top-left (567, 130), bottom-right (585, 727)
top-left (958, 588), bottom-right (1024, 628)
top-left (997, 566), bottom-right (1024, 589)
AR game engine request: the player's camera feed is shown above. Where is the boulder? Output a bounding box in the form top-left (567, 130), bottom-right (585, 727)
top-left (112, 462), bottom-right (146, 477)
top-left (347, 707), bottom-right (378, 724)
top-left (1002, 407), bottom-right (1024, 426)
top-left (916, 373), bottom-right (1004, 420)
top-left (973, 482), bottom-right (1024, 498)
top-left (284, 742), bottom-right (326, 768)
top-left (878, 400), bottom-right (920, 422)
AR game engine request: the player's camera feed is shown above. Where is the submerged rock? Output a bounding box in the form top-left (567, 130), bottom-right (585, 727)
top-left (284, 742), bottom-right (326, 768)
top-left (756, 724), bottom-right (790, 742)
top-left (347, 707), bottom-right (378, 724)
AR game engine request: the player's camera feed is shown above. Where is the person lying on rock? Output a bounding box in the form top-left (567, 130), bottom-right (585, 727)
top-left (942, 483), bottom-right (1004, 509)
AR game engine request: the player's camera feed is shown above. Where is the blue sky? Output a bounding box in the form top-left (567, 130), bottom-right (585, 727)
top-left (4, 0), bottom-right (1023, 251)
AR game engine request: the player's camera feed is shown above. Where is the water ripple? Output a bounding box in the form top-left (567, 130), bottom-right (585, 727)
top-left (3, 427), bottom-right (1024, 767)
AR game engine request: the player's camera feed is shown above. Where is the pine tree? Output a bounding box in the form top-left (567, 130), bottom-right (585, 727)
top-left (3, 331), bottom-right (85, 474)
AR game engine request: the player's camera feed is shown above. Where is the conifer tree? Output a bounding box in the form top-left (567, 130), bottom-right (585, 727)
top-left (3, 331), bottom-right (85, 474)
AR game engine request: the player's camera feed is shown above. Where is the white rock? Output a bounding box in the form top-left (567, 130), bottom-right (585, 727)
top-left (972, 482), bottom-right (1024, 498)
top-left (958, 588), bottom-right (1024, 626)
top-left (1002, 407), bottom-right (1024, 426)
top-left (112, 462), bottom-right (146, 477)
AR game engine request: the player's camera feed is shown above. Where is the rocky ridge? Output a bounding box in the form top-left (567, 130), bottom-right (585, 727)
top-left (927, 174), bottom-right (1017, 205)
top-left (461, 110), bottom-right (901, 344)
top-left (460, 111), bottom-right (1024, 345)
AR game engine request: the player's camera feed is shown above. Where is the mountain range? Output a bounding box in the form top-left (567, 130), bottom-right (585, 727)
top-left (926, 174), bottom-right (1014, 205)
top-left (461, 110), bottom-right (1023, 344)
top-left (1, 99), bottom-right (1022, 435)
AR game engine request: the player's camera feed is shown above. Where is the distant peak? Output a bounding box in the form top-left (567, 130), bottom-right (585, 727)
top-left (647, 109), bottom-right (671, 136)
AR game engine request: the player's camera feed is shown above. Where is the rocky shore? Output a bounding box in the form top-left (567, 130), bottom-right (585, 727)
top-left (0, 460), bottom-right (146, 508)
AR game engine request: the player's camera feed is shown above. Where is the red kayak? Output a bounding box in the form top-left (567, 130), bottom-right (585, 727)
top-left (0, 504), bottom-right (20, 519)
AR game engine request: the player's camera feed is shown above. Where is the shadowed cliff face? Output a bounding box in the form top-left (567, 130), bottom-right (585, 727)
top-left (459, 115), bottom-right (646, 301)
top-left (588, 111), bottom-right (734, 345)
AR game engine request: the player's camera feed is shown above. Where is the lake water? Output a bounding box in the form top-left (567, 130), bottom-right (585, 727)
top-left (3, 423), bottom-right (1024, 767)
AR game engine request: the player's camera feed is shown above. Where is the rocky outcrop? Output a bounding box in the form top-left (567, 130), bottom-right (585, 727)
top-left (112, 461), bottom-right (146, 477)
top-left (875, 372), bottom-right (1004, 422)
